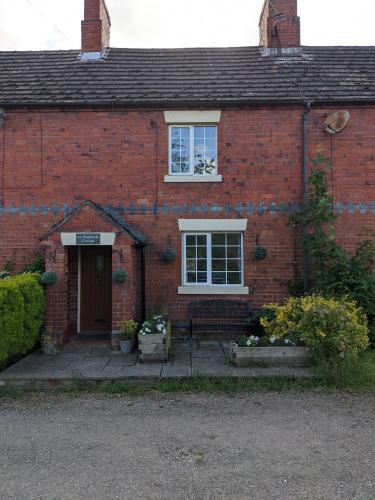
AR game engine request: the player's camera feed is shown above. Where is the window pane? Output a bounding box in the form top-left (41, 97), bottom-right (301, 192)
top-left (212, 246), bottom-right (225, 259)
top-left (197, 272), bottom-right (207, 283)
top-left (212, 233), bottom-right (226, 246)
top-left (212, 272), bottom-right (226, 285)
top-left (227, 247), bottom-right (241, 258)
top-left (186, 247), bottom-right (196, 259)
top-left (187, 272), bottom-right (196, 283)
top-left (227, 273), bottom-right (241, 285)
top-left (212, 259), bottom-right (226, 271)
top-left (186, 260), bottom-right (196, 272)
top-left (227, 259), bottom-right (241, 272)
top-left (170, 127), bottom-right (190, 174)
top-left (186, 235), bottom-right (196, 246)
top-left (205, 126), bottom-right (216, 139)
top-left (197, 246), bottom-right (207, 258)
top-left (194, 126), bottom-right (217, 175)
top-left (197, 259), bottom-right (207, 271)
top-left (197, 235), bottom-right (207, 245)
top-left (227, 233), bottom-right (241, 245)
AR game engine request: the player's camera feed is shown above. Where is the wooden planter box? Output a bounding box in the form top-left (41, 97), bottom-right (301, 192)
top-left (138, 321), bottom-right (171, 363)
top-left (231, 345), bottom-right (313, 367)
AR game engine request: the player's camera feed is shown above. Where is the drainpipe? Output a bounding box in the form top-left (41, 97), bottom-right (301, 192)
top-left (140, 246), bottom-right (146, 323)
top-left (302, 102), bottom-right (312, 293)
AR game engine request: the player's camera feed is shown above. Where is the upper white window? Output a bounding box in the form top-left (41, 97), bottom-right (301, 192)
top-left (169, 125), bottom-right (218, 176)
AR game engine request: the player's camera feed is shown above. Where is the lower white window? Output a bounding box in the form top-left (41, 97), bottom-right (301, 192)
top-left (183, 232), bottom-right (243, 286)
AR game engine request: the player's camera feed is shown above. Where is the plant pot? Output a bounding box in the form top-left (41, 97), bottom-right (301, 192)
top-left (231, 345), bottom-right (312, 367)
top-left (138, 333), bottom-right (168, 363)
top-left (119, 338), bottom-right (135, 354)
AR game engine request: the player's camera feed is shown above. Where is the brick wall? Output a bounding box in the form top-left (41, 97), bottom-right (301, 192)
top-left (259, 0), bottom-right (300, 48)
top-left (0, 105), bottom-right (374, 333)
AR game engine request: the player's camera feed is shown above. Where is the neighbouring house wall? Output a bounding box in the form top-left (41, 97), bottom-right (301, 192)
top-left (0, 106), bottom-right (374, 330)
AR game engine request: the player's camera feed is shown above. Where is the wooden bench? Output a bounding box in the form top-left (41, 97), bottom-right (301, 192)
top-left (187, 300), bottom-right (252, 340)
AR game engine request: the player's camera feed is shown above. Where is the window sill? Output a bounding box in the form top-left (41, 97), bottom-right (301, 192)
top-left (178, 286), bottom-right (249, 295)
top-left (164, 175), bottom-right (222, 183)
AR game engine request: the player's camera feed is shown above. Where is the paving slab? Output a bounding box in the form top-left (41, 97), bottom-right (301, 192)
top-left (0, 342), bottom-right (315, 386)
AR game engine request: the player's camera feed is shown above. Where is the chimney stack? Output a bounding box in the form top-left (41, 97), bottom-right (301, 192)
top-left (81, 0), bottom-right (111, 58)
top-left (259, 0), bottom-right (300, 49)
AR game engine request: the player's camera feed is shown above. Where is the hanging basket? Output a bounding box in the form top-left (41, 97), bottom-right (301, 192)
top-left (113, 268), bottom-right (129, 284)
top-left (40, 271), bottom-right (58, 286)
top-left (162, 248), bottom-right (176, 263)
top-left (254, 246), bottom-right (268, 261)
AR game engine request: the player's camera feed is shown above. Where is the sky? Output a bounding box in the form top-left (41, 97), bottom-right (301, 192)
top-left (0, 0), bottom-right (373, 51)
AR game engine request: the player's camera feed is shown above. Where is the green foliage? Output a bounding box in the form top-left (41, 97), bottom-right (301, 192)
top-left (290, 154), bottom-right (375, 346)
top-left (0, 274), bottom-right (45, 369)
top-left (40, 271), bottom-right (58, 286)
top-left (20, 252), bottom-right (45, 274)
top-left (261, 295), bottom-right (369, 379)
top-left (119, 320), bottom-right (138, 340)
top-left (246, 307), bottom-right (276, 337)
top-left (112, 268), bottom-right (129, 284)
top-left (3, 259), bottom-right (15, 273)
top-left (0, 271), bottom-right (11, 280)
top-left (162, 248), bottom-right (177, 263)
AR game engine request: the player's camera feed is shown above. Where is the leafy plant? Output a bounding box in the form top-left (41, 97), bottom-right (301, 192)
top-left (119, 320), bottom-right (138, 340)
top-left (113, 268), bottom-right (129, 284)
top-left (40, 328), bottom-right (60, 355)
top-left (246, 307), bottom-right (276, 337)
top-left (20, 252), bottom-right (45, 274)
top-left (40, 271), bottom-right (58, 286)
top-left (0, 274), bottom-right (44, 368)
top-left (290, 153), bottom-right (375, 346)
top-left (261, 295), bottom-right (369, 377)
top-left (3, 259), bottom-right (15, 274)
top-left (139, 314), bottom-right (167, 335)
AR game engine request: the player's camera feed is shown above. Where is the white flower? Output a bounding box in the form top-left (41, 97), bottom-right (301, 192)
top-left (246, 340), bottom-right (251, 346)
top-left (270, 336), bottom-right (277, 344)
top-left (285, 339), bottom-right (289, 344)
top-left (255, 337), bottom-right (260, 342)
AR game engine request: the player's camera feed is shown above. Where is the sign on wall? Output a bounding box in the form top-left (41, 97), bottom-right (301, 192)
top-left (76, 233), bottom-right (101, 245)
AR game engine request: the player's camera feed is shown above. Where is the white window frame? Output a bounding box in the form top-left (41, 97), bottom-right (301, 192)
top-left (182, 232), bottom-right (244, 287)
top-left (168, 125), bottom-right (218, 177)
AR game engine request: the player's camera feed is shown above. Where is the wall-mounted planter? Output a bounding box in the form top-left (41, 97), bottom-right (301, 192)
top-left (138, 333), bottom-right (168, 363)
top-left (231, 345), bottom-right (312, 367)
top-left (40, 271), bottom-right (58, 286)
top-left (113, 268), bottom-right (129, 284)
top-left (254, 246), bottom-right (267, 261)
top-left (162, 248), bottom-right (176, 263)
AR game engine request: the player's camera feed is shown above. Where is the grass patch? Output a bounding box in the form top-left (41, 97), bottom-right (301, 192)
top-left (1, 351), bottom-right (374, 399)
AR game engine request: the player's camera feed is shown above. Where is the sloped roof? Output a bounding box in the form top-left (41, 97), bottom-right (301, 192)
top-left (0, 46), bottom-right (374, 107)
top-left (39, 200), bottom-right (146, 245)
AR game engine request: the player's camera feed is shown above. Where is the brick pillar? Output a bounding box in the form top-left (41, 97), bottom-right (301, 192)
top-left (81, 0), bottom-right (111, 54)
top-left (42, 240), bottom-right (68, 345)
top-left (259, 0), bottom-right (300, 48)
top-left (111, 239), bottom-right (137, 349)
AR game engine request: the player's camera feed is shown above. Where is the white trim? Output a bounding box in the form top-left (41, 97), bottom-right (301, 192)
top-left (178, 286), bottom-right (249, 295)
top-left (164, 175), bottom-right (222, 183)
top-left (77, 247), bottom-right (81, 334)
top-left (178, 219), bottom-right (248, 232)
top-left (60, 232), bottom-right (116, 246)
top-left (164, 110), bottom-right (221, 124)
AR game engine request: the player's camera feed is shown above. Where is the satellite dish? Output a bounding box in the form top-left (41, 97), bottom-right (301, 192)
top-left (324, 111), bottom-right (350, 134)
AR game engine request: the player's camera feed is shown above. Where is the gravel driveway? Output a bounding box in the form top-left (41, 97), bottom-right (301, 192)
top-left (1, 391), bottom-right (374, 500)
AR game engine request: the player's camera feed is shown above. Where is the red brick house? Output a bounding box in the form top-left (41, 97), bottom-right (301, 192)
top-left (0, 0), bottom-right (374, 345)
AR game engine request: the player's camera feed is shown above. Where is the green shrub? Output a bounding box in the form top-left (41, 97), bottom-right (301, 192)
top-left (261, 295), bottom-right (369, 374)
top-left (0, 274), bottom-right (45, 369)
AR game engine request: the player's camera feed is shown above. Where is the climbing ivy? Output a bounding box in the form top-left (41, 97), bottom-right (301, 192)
top-left (290, 153), bottom-right (375, 346)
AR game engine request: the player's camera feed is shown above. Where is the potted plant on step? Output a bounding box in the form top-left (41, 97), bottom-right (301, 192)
top-left (119, 320), bottom-right (138, 354)
top-left (138, 314), bottom-right (170, 363)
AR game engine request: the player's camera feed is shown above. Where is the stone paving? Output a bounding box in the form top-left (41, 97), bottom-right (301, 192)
top-left (0, 341), bottom-right (313, 386)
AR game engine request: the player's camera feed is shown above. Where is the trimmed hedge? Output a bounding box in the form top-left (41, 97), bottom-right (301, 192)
top-left (0, 274), bottom-right (45, 369)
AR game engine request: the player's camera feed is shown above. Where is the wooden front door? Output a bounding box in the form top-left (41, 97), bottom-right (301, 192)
top-left (80, 246), bottom-right (112, 333)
